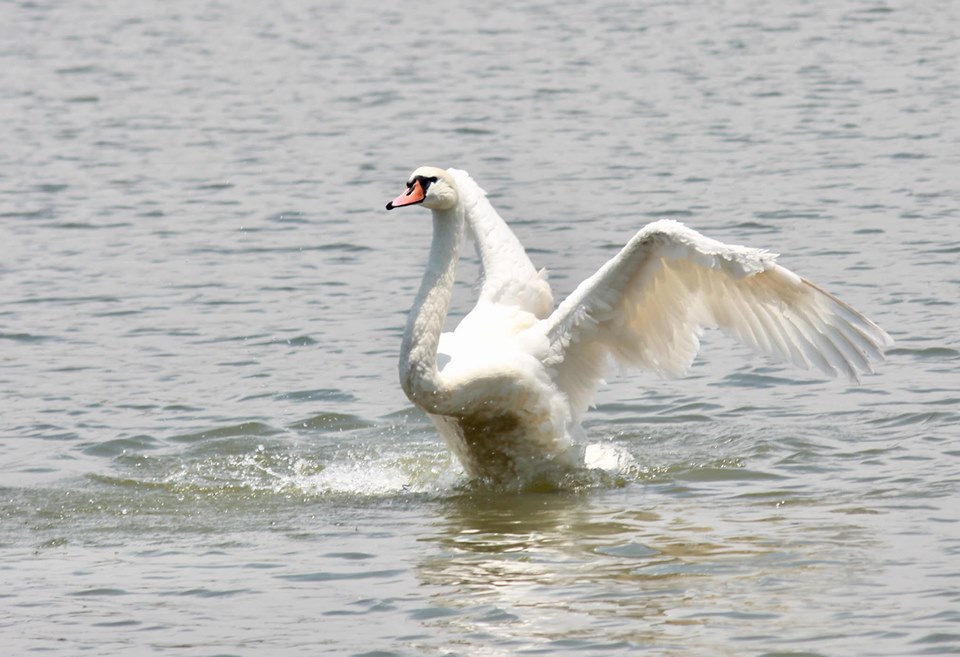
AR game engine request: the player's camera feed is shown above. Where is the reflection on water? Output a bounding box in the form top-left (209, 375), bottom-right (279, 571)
top-left (1, 412), bottom-right (953, 655)
top-left (418, 486), bottom-right (885, 653)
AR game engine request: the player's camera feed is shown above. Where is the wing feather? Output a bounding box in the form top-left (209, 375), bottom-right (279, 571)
top-left (448, 168), bottom-right (554, 318)
top-left (542, 220), bottom-right (892, 419)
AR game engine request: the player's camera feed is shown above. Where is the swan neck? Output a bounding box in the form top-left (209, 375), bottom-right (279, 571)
top-left (399, 204), bottom-right (463, 410)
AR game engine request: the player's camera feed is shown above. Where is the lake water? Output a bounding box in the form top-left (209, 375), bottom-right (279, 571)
top-left (2, 1), bottom-right (959, 655)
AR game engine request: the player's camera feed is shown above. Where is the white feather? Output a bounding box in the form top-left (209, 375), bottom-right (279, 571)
top-left (388, 169), bottom-right (893, 481)
top-left (543, 220), bottom-right (893, 420)
top-left (449, 168), bottom-right (553, 318)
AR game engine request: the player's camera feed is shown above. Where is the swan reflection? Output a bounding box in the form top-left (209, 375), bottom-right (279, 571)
top-left (414, 486), bottom-right (874, 651)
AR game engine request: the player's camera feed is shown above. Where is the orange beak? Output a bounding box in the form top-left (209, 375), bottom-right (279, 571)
top-left (385, 179), bottom-right (426, 210)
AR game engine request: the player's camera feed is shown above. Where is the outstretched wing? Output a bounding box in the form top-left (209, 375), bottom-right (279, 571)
top-left (449, 168), bottom-right (553, 318)
top-left (542, 219), bottom-right (893, 419)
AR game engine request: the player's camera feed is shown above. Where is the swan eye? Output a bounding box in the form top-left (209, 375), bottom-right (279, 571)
top-left (415, 175), bottom-right (439, 193)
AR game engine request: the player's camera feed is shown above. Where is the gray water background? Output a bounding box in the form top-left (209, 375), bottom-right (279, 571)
top-left (2, 1), bottom-right (959, 655)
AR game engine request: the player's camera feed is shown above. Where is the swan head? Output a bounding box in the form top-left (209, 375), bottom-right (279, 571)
top-left (385, 166), bottom-right (458, 211)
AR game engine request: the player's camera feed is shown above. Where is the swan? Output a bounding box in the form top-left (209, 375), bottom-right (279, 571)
top-left (385, 166), bottom-right (893, 481)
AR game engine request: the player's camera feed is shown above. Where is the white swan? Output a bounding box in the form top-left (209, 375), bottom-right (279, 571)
top-left (385, 166), bottom-right (893, 481)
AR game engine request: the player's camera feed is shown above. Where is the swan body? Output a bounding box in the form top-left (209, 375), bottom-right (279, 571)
top-left (385, 166), bottom-right (892, 481)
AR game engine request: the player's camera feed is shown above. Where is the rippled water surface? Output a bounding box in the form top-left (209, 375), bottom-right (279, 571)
top-left (2, 1), bottom-right (959, 655)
